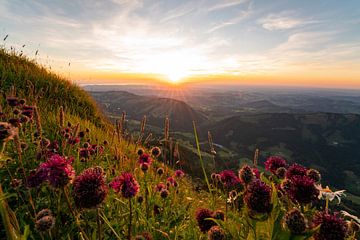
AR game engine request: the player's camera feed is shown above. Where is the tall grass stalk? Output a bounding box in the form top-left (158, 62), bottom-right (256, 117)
top-left (192, 121), bottom-right (211, 194)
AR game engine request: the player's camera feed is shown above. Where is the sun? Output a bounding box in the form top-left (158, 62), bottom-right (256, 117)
top-left (167, 71), bottom-right (187, 83)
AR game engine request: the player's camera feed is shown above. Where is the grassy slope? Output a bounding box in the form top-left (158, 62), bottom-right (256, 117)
top-left (0, 49), bottom-right (209, 239)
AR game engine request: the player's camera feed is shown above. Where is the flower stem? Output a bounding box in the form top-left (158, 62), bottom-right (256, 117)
top-left (128, 199), bottom-right (133, 240)
top-left (97, 208), bottom-right (102, 240)
top-left (63, 187), bottom-right (90, 240)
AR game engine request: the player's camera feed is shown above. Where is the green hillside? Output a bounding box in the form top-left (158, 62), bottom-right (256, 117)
top-left (0, 49), bottom-right (359, 240)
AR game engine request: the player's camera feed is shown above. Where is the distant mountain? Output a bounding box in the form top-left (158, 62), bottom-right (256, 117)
top-left (89, 91), bottom-right (207, 131)
top-left (203, 112), bottom-right (360, 196)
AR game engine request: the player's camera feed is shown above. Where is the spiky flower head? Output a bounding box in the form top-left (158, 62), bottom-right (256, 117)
top-left (276, 167), bottom-right (287, 179)
top-left (307, 169), bottom-right (321, 182)
top-left (167, 177), bottom-right (177, 187)
top-left (110, 172), bottom-right (140, 198)
top-left (212, 210), bottom-right (225, 221)
top-left (265, 156), bottom-right (287, 174)
top-left (137, 148), bottom-right (144, 156)
top-left (284, 208), bottom-right (307, 235)
top-left (312, 211), bottom-right (348, 240)
top-left (138, 153), bottom-right (152, 165)
top-left (239, 165), bottom-right (255, 185)
top-left (174, 169), bottom-right (185, 178)
top-left (73, 167), bottom-right (108, 209)
top-left (135, 232), bottom-right (153, 240)
top-left (151, 146), bottom-right (161, 157)
top-left (35, 215), bottom-right (55, 232)
top-left (208, 226), bottom-right (225, 240)
top-left (219, 170), bottom-right (241, 190)
top-left (35, 208), bottom-right (55, 232)
top-left (38, 154), bottom-right (75, 188)
top-left (286, 175), bottom-right (319, 204)
top-left (160, 189), bottom-right (169, 199)
top-left (141, 162), bottom-right (149, 172)
top-left (195, 208), bottom-right (216, 233)
top-left (286, 164), bottom-right (307, 179)
top-left (156, 167), bottom-right (164, 175)
top-left (244, 179), bottom-right (272, 214)
top-left (36, 209), bottom-right (53, 220)
top-left (155, 182), bottom-right (166, 192)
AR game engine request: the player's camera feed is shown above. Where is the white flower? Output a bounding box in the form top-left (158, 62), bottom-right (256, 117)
top-left (316, 185), bottom-right (346, 204)
top-left (341, 210), bottom-right (360, 224)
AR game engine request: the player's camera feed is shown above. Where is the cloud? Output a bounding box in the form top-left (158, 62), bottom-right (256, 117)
top-left (207, 2), bottom-right (253, 33)
top-left (205, 0), bottom-right (249, 12)
top-left (259, 11), bottom-right (313, 31)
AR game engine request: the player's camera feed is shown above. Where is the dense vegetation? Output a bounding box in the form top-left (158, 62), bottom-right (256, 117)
top-left (0, 49), bottom-right (359, 239)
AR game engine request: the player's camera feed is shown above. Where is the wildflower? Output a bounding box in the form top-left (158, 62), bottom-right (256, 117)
top-left (73, 167), bottom-right (108, 209)
top-left (151, 146), bottom-right (161, 157)
top-left (21, 109), bottom-right (34, 119)
top-left (13, 109), bottom-right (20, 115)
top-left (137, 195), bottom-right (144, 204)
top-left (167, 177), bottom-right (177, 187)
top-left (238, 165), bottom-right (255, 185)
top-left (137, 148), bottom-right (144, 156)
top-left (276, 167), bottom-right (287, 179)
top-left (265, 156), bottom-right (287, 174)
top-left (195, 208), bottom-right (216, 233)
top-left (340, 210), bottom-right (360, 225)
top-left (6, 97), bottom-right (19, 107)
top-left (26, 168), bottom-right (47, 188)
top-left (38, 154), bottom-right (75, 188)
top-left (312, 211), bottom-right (348, 240)
top-left (110, 172), bottom-right (140, 198)
top-left (219, 170), bottom-right (241, 190)
top-left (212, 210), bottom-right (225, 221)
top-left (244, 179), bottom-right (272, 214)
top-left (141, 162), bottom-right (149, 172)
top-left (0, 122), bottom-right (18, 142)
top-left (307, 169), bottom-right (321, 182)
top-left (155, 182), bottom-right (166, 192)
top-left (208, 226), bottom-right (225, 240)
top-left (135, 232), bottom-right (153, 240)
top-left (317, 185), bottom-right (346, 204)
top-left (153, 204), bottom-right (161, 215)
top-left (284, 208), bottom-right (307, 235)
top-left (156, 167), bottom-right (164, 176)
top-left (138, 153), bottom-right (152, 165)
top-left (174, 169), bottom-right (185, 178)
top-left (160, 189), bottom-right (169, 199)
top-left (286, 164), bottom-right (307, 179)
top-left (35, 215), bottom-right (55, 232)
top-left (36, 209), bottom-right (53, 220)
top-left (19, 99), bottom-right (26, 105)
top-left (287, 176), bottom-right (319, 204)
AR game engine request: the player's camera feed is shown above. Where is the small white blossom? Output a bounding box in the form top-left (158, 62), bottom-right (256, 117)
top-left (316, 185), bottom-right (346, 204)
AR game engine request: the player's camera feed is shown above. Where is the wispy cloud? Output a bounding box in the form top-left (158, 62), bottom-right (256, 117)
top-left (258, 11), bottom-right (314, 31)
top-left (205, 0), bottom-right (249, 12)
top-left (207, 2), bottom-right (253, 33)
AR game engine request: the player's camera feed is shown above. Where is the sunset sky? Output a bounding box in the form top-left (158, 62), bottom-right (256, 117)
top-left (1, 0), bottom-right (360, 88)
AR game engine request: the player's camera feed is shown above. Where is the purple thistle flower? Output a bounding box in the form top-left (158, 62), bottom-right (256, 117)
top-left (219, 170), bottom-right (241, 190)
top-left (26, 168), bottom-right (47, 188)
top-left (244, 179), bottom-right (272, 214)
top-left (160, 189), bottom-right (169, 199)
top-left (285, 175), bottom-right (319, 204)
top-left (151, 147), bottom-right (161, 157)
top-left (35, 215), bottom-right (55, 232)
top-left (155, 182), bottom-right (166, 192)
top-left (195, 208), bottom-right (216, 233)
top-left (6, 97), bottom-right (20, 107)
top-left (72, 167), bottom-right (108, 209)
top-left (208, 226), bottom-right (225, 240)
top-left (140, 162), bottom-right (149, 172)
top-left (312, 212), bottom-right (348, 240)
top-left (284, 208), bottom-right (307, 235)
top-left (110, 172), bottom-right (140, 198)
top-left (265, 156), bottom-right (287, 174)
top-left (138, 153), bottom-right (152, 165)
top-left (286, 164), bottom-right (307, 179)
top-left (38, 154), bottom-right (75, 188)
top-left (174, 170), bottom-right (185, 178)
top-left (238, 165), bottom-right (255, 185)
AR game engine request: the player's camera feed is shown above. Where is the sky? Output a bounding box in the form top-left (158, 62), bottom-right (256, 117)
top-left (1, 0), bottom-right (360, 88)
